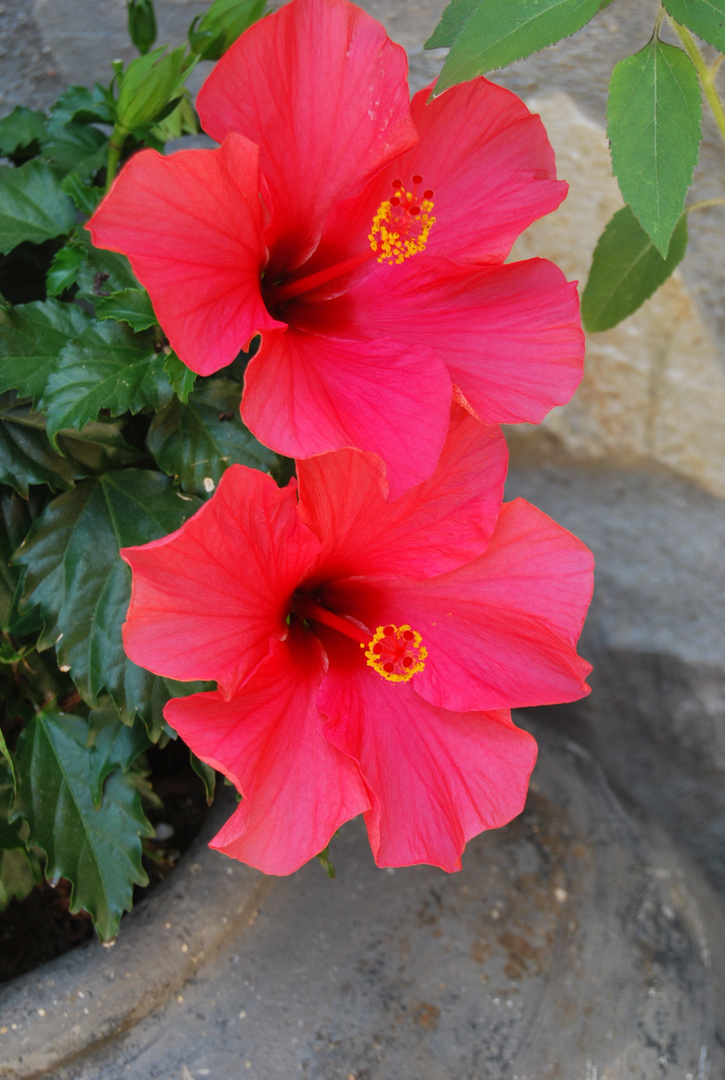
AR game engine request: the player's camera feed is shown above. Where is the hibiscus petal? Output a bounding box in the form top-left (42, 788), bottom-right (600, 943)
top-left (316, 76), bottom-right (566, 268)
top-left (324, 255), bottom-right (584, 424)
top-left (242, 331), bottom-right (451, 498)
top-left (404, 79), bottom-right (567, 262)
top-left (121, 465), bottom-right (320, 696)
top-left (87, 134), bottom-right (282, 375)
top-left (297, 406), bottom-right (508, 582)
top-left (197, 0), bottom-right (417, 273)
top-left (165, 633), bottom-right (370, 875)
top-left (317, 632), bottom-right (537, 871)
top-left (324, 499), bottom-right (594, 712)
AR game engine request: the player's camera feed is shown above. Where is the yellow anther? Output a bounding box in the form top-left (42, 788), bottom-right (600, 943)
top-left (368, 191), bottom-right (435, 266)
top-left (363, 624), bottom-right (427, 683)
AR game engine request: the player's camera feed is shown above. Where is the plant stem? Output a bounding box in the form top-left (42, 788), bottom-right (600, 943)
top-left (669, 18), bottom-right (725, 146)
top-left (685, 197), bottom-right (725, 213)
top-left (105, 124), bottom-right (129, 193)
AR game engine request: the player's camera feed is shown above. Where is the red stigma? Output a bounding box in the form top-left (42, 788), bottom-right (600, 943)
top-left (392, 179), bottom-right (403, 189)
top-left (412, 174), bottom-right (423, 184)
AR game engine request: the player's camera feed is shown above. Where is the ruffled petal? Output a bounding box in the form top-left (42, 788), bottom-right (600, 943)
top-left (324, 498), bottom-right (594, 713)
top-left (242, 330), bottom-right (451, 498)
top-left (317, 631), bottom-right (537, 871)
top-left (87, 135), bottom-right (282, 375)
top-left (315, 76), bottom-right (566, 268)
top-left (165, 631), bottom-right (370, 875)
top-left (121, 465), bottom-right (320, 696)
top-left (297, 406), bottom-right (508, 582)
top-left (197, 0), bottom-right (417, 274)
top-left (323, 255), bottom-right (584, 424)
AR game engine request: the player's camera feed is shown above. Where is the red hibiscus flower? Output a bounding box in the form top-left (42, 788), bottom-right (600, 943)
top-left (88, 0), bottom-right (584, 497)
top-left (120, 410), bottom-right (593, 874)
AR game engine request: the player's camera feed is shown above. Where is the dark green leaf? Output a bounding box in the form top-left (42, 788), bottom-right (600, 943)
top-left (41, 123), bottom-right (108, 180)
top-left (74, 240), bottom-right (139, 303)
top-left (14, 711), bottom-right (154, 939)
top-left (607, 39), bottom-right (701, 257)
top-left (0, 760), bottom-right (41, 910)
top-left (148, 378), bottom-right (279, 496)
top-left (87, 700), bottom-right (151, 807)
top-left (0, 107), bottom-right (47, 157)
top-left (0, 490), bottom-right (43, 636)
top-left (0, 730), bottom-right (14, 780)
top-left (14, 470), bottom-right (201, 721)
top-left (94, 288), bottom-right (158, 331)
top-left (0, 392), bottom-right (76, 494)
top-left (0, 298), bottom-right (90, 405)
top-left (164, 353), bottom-right (196, 404)
top-left (0, 392), bottom-right (138, 497)
top-left (55, 419), bottom-right (142, 476)
top-left (61, 173), bottom-right (104, 216)
top-left (46, 242), bottom-right (86, 297)
top-left (47, 85), bottom-right (114, 132)
top-left (0, 160), bottom-right (76, 256)
top-left (582, 206), bottom-right (688, 332)
top-left (663, 0), bottom-right (725, 51)
top-left (190, 751), bottom-right (216, 805)
top-left (41, 320), bottom-right (175, 444)
top-left (428, 0), bottom-right (600, 90)
top-left (0, 849), bottom-right (40, 909)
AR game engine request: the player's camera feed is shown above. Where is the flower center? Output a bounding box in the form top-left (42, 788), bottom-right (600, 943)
top-left (262, 175), bottom-right (435, 307)
top-left (292, 599), bottom-right (426, 684)
top-left (362, 624), bottom-right (427, 683)
top-left (369, 176), bottom-right (436, 265)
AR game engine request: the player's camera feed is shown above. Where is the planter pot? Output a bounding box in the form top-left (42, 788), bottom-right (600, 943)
top-left (1, 720), bottom-right (724, 1080)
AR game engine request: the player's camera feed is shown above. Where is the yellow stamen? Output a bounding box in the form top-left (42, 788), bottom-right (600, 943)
top-left (369, 190), bottom-right (435, 266)
top-left (362, 624), bottom-right (427, 683)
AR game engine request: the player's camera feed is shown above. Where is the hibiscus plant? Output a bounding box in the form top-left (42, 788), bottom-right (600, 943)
top-left (0, 0), bottom-right (597, 943)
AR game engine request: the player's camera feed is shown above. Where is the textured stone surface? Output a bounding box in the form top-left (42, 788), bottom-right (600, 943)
top-left (3, 724), bottom-right (724, 1080)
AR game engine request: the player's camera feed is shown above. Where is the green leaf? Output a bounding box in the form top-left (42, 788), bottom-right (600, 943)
top-left (0, 729), bottom-right (14, 780)
top-left (14, 711), bottom-right (154, 939)
top-left (428, 0), bottom-right (600, 90)
top-left (582, 206), bottom-right (688, 332)
top-left (94, 288), bottom-right (158, 331)
top-left (46, 242), bottom-right (86, 297)
top-left (0, 298), bottom-right (91, 406)
top-left (41, 123), bottom-right (108, 180)
top-left (40, 320), bottom-right (174, 444)
top-left (0, 159), bottom-right (76, 256)
top-left (0, 849), bottom-right (41, 909)
top-left (0, 393), bottom-right (141, 496)
top-left (0, 392), bottom-right (76, 494)
top-left (607, 39), bottom-right (702, 257)
top-left (14, 470), bottom-right (201, 721)
top-left (663, 0), bottom-right (725, 51)
top-left (148, 378), bottom-right (280, 496)
top-left (60, 173), bottom-right (104, 216)
top-left (189, 751), bottom-right (216, 805)
top-left (74, 240), bottom-right (139, 303)
top-left (47, 85), bottom-right (114, 132)
top-left (0, 759), bottom-right (42, 911)
top-left (87, 700), bottom-right (150, 808)
top-left (164, 353), bottom-right (196, 404)
top-left (0, 106), bottom-right (47, 157)
top-left (0, 490), bottom-right (43, 636)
